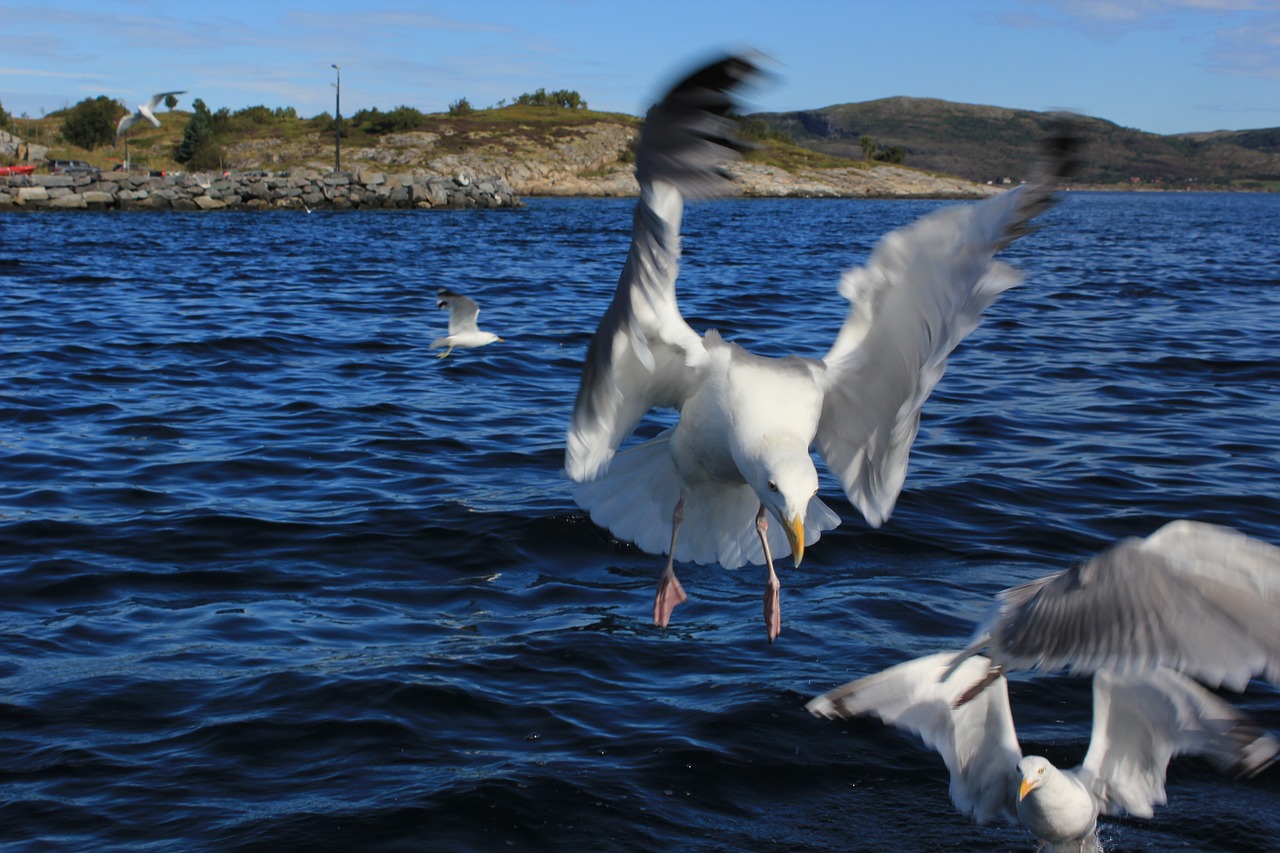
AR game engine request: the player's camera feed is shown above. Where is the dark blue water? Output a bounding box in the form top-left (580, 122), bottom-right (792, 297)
top-left (1, 193), bottom-right (1278, 852)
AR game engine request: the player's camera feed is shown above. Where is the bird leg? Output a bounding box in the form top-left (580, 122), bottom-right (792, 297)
top-left (436, 346), bottom-right (453, 359)
top-left (952, 664), bottom-right (1005, 709)
top-left (653, 496), bottom-right (687, 628)
top-left (757, 505), bottom-right (781, 643)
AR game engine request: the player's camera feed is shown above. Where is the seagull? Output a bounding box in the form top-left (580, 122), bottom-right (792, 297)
top-left (431, 289), bottom-right (502, 358)
top-left (116, 90), bottom-right (187, 140)
top-left (564, 53), bottom-right (1080, 641)
top-left (942, 520), bottom-right (1280, 704)
top-left (807, 652), bottom-right (1278, 852)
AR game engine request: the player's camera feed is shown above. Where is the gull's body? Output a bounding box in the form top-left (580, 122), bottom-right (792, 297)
top-left (945, 520), bottom-right (1280, 698)
top-left (431, 289), bottom-right (502, 358)
top-left (565, 54), bottom-right (1080, 640)
top-left (807, 653), bottom-right (1278, 851)
top-left (116, 90), bottom-right (186, 140)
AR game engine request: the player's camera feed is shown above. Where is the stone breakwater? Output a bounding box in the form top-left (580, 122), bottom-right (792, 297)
top-left (0, 169), bottom-right (521, 211)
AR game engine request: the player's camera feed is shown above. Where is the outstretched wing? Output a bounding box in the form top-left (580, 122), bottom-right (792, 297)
top-left (116, 113), bottom-right (139, 138)
top-left (146, 90), bottom-right (186, 111)
top-left (1080, 668), bottom-right (1278, 819)
top-left (963, 522), bottom-right (1280, 691)
top-left (807, 652), bottom-right (1022, 825)
top-left (437, 289), bottom-right (481, 336)
top-left (565, 54), bottom-right (762, 482)
top-left (815, 122), bottom-right (1081, 526)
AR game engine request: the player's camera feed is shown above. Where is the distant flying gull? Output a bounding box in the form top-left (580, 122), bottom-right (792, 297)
top-left (116, 90), bottom-right (187, 140)
top-left (807, 652), bottom-right (1278, 852)
top-left (431, 289), bottom-right (502, 358)
top-left (942, 520), bottom-right (1280, 703)
top-left (564, 53), bottom-right (1081, 641)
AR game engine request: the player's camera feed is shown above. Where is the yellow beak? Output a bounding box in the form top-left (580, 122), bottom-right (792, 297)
top-left (784, 514), bottom-right (805, 567)
top-left (1018, 778), bottom-right (1035, 801)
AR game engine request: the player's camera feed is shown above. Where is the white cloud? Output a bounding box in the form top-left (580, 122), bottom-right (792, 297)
top-left (0, 67), bottom-right (105, 81)
top-left (1207, 21), bottom-right (1280, 78)
top-left (1011, 0), bottom-right (1278, 34)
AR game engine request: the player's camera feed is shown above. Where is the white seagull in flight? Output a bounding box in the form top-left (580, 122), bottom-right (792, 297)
top-left (116, 90), bottom-right (187, 140)
top-left (431, 289), bottom-right (502, 358)
top-left (807, 652), bottom-right (1277, 851)
top-left (565, 53), bottom-right (1080, 641)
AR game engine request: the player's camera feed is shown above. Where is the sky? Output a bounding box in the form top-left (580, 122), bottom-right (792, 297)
top-left (3, 0), bottom-right (1279, 136)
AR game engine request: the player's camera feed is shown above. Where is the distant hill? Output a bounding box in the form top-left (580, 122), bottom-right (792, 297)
top-left (750, 97), bottom-right (1280, 188)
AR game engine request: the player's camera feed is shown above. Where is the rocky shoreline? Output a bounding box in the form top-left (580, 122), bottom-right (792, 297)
top-left (0, 168), bottom-right (522, 211)
top-left (2, 117), bottom-right (1010, 208)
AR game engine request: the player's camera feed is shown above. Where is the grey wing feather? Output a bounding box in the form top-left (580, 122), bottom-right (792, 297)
top-left (807, 652), bottom-right (1022, 825)
top-left (1080, 668), bottom-right (1279, 819)
top-left (979, 525), bottom-right (1280, 690)
top-left (815, 120), bottom-right (1081, 527)
top-left (565, 55), bottom-right (762, 482)
top-left (437, 289), bottom-right (481, 335)
top-left (1140, 520), bottom-right (1280, 604)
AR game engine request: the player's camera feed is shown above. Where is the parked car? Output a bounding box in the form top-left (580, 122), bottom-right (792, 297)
top-left (48, 159), bottom-right (102, 176)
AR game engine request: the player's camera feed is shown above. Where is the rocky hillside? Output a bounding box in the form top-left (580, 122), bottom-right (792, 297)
top-left (751, 97), bottom-right (1280, 188)
top-left (218, 113), bottom-right (998, 199)
top-left (14, 103), bottom-right (1005, 200)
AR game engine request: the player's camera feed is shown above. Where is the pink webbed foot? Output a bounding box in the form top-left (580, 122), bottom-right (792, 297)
top-left (763, 575), bottom-right (781, 643)
top-left (654, 568), bottom-right (687, 629)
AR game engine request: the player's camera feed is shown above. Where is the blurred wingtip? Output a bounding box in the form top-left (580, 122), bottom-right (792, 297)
top-left (1039, 111), bottom-right (1087, 183)
top-left (636, 50), bottom-right (774, 198)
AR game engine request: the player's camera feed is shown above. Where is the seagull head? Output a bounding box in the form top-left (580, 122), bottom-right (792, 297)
top-left (748, 440), bottom-right (818, 566)
top-left (1017, 756), bottom-right (1053, 800)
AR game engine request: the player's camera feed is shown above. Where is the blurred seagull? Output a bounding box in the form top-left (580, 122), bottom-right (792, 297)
top-left (942, 520), bottom-right (1280, 703)
top-left (431, 289), bottom-right (502, 358)
top-left (116, 90), bottom-right (187, 140)
top-left (564, 53), bottom-right (1081, 641)
top-left (807, 652), bottom-right (1278, 852)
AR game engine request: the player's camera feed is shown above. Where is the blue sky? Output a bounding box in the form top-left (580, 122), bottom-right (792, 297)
top-left (4, 0), bottom-right (1279, 135)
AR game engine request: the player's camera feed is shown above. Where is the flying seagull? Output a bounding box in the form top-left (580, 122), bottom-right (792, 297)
top-left (942, 520), bottom-right (1280, 704)
top-left (116, 90), bottom-right (187, 140)
top-left (807, 652), bottom-right (1278, 852)
top-left (431, 289), bottom-right (502, 358)
top-left (564, 53), bottom-right (1080, 641)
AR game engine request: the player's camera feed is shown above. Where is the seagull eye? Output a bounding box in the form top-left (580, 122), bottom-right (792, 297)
top-left (767, 480), bottom-right (778, 492)
top-left (1038, 767), bottom-right (1044, 775)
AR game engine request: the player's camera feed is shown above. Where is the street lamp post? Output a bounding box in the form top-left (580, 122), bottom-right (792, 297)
top-left (331, 64), bottom-right (341, 173)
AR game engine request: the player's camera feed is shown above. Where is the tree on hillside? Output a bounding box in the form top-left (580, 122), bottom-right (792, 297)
top-left (349, 105), bottom-right (425, 134)
top-left (512, 88), bottom-right (588, 109)
top-left (448, 97), bottom-right (474, 117)
top-left (858, 133), bottom-right (905, 164)
top-left (60, 95), bottom-right (122, 150)
top-left (550, 89), bottom-right (587, 110)
top-left (174, 98), bottom-right (223, 170)
top-left (164, 93), bottom-right (179, 110)
top-left (874, 145), bottom-right (906, 164)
